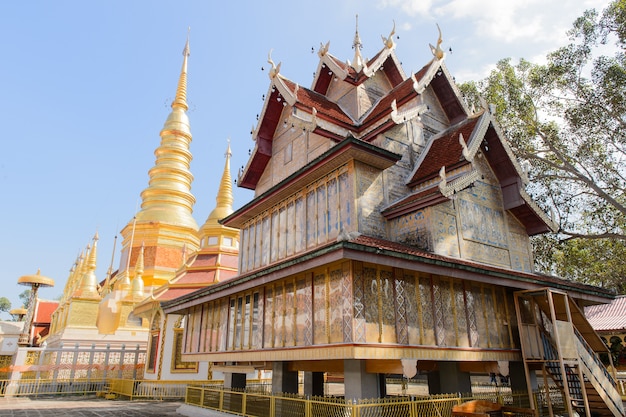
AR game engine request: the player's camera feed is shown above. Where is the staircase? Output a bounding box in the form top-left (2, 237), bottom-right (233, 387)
top-left (515, 289), bottom-right (625, 417)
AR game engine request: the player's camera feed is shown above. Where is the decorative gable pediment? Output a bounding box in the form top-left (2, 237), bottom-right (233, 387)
top-left (390, 110), bottom-right (556, 236)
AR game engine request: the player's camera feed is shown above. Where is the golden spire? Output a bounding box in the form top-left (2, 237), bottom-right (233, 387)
top-left (101, 234), bottom-right (117, 296)
top-left (75, 233), bottom-right (101, 299)
top-left (199, 141), bottom-right (236, 247)
top-left (70, 250), bottom-right (86, 293)
top-left (206, 141), bottom-right (234, 223)
top-left (172, 29), bottom-right (190, 111)
top-left (130, 243), bottom-right (145, 299)
top-left (135, 31), bottom-right (198, 230)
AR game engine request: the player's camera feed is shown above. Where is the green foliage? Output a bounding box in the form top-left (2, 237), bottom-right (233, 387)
top-left (460, 0), bottom-right (626, 294)
top-left (0, 297), bottom-right (10, 313)
top-left (18, 289), bottom-right (31, 308)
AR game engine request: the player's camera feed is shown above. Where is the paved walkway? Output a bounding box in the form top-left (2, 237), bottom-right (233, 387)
top-left (0, 396), bottom-right (233, 417)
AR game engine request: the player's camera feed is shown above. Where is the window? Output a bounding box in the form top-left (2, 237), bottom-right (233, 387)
top-left (172, 329), bottom-right (198, 372)
top-left (147, 313), bottom-right (161, 373)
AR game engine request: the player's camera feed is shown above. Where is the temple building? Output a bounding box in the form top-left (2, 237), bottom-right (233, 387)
top-left (161, 23), bottom-right (623, 417)
top-left (586, 295), bottom-right (626, 370)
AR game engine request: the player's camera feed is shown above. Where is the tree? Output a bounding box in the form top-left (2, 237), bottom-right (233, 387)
top-left (460, 0), bottom-right (626, 293)
top-left (18, 289), bottom-right (31, 308)
top-left (0, 297), bottom-right (10, 318)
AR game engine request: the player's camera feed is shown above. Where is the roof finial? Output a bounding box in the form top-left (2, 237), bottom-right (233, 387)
top-left (351, 14), bottom-right (364, 72)
top-left (267, 49), bottom-right (281, 79)
top-left (225, 137), bottom-right (232, 159)
top-left (353, 14), bottom-right (362, 51)
top-left (382, 20), bottom-right (396, 49)
top-left (429, 24), bottom-right (445, 60)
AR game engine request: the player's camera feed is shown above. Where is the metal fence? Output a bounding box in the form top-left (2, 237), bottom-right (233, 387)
top-left (0, 378), bottom-right (108, 397)
top-left (107, 379), bottom-right (221, 400)
top-left (184, 386), bottom-right (536, 417)
top-left (2, 344), bottom-right (146, 382)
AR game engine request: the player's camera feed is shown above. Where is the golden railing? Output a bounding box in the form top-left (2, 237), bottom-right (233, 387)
top-left (185, 386), bottom-right (536, 417)
top-left (107, 379), bottom-right (222, 400)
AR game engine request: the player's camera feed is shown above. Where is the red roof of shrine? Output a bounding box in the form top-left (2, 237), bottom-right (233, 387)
top-left (585, 296), bottom-right (626, 332)
top-left (407, 114), bottom-right (479, 186)
top-left (134, 250), bottom-right (238, 313)
top-left (34, 300), bottom-right (58, 323)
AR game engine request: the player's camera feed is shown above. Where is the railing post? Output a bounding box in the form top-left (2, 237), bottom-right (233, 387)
top-left (270, 393), bottom-right (275, 417)
top-left (119, 344), bottom-right (126, 379)
top-left (53, 343), bottom-right (63, 381)
top-left (87, 344), bottom-right (95, 383)
top-left (103, 344), bottom-right (111, 380)
top-left (69, 343), bottom-right (79, 381)
top-left (35, 347), bottom-right (46, 381)
top-left (241, 392), bottom-right (247, 415)
top-left (132, 344), bottom-right (140, 380)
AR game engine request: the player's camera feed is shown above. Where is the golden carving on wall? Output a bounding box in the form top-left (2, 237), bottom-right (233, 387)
top-left (171, 328), bottom-right (198, 372)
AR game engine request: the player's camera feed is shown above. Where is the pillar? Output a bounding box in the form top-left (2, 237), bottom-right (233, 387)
top-left (509, 361), bottom-right (537, 408)
top-left (427, 362), bottom-right (471, 394)
top-left (223, 372), bottom-right (247, 390)
top-left (271, 361), bottom-right (298, 394)
top-left (303, 372), bottom-right (324, 397)
top-left (344, 359), bottom-right (382, 400)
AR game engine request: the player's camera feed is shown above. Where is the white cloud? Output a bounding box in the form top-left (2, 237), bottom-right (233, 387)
top-left (378, 0), bottom-right (435, 18)
top-left (379, 0), bottom-right (613, 44)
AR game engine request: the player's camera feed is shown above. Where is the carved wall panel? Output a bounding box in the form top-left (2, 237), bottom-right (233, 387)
top-left (355, 161), bottom-right (386, 239)
top-left (313, 273), bottom-right (326, 345)
top-left (380, 269), bottom-right (397, 343)
top-left (432, 208), bottom-right (461, 258)
top-left (363, 267), bottom-right (380, 343)
top-left (283, 281), bottom-right (294, 347)
top-left (329, 269), bottom-right (344, 343)
top-left (263, 287), bottom-right (274, 348)
top-left (182, 261), bottom-right (518, 359)
top-left (389, 209), bottom-right (432, 251)
top-left (239, 165), bottom-right (353, 274)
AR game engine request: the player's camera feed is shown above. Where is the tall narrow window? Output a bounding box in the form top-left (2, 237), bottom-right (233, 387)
top-left (172, 317), bottom-right (198, 372)
top-left (147, 313), bottom-right (161, 373)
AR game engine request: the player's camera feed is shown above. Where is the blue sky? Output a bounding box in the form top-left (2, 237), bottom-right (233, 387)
top-left (0, 0), bottom-right (607, 315)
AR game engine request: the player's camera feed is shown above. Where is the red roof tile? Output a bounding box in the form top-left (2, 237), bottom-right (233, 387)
top-left (360, 76), bottom-right (420, 127)
top-left (284, 79), bottom-right (354, 126)
top-left (408, 115), bottom-right (480, 186)
top-left (382, 185), bottom-right (445, 218)
top-left (156, 288), bottom-right (204, 301)
top-left (585, 296), bottom-right (626, 332)
top-left (34, 300), bottom-right (59, 323)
